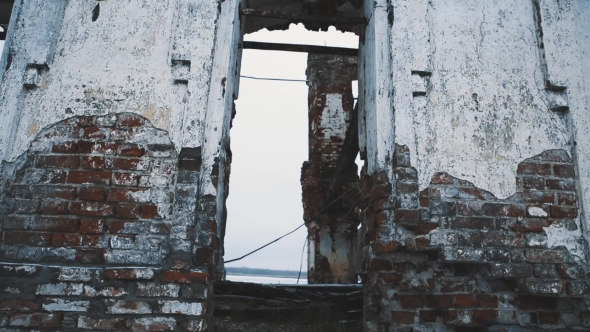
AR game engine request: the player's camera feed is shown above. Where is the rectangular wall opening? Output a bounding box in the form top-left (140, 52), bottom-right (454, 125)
top-left (214, 3), bottom-right (366, 329)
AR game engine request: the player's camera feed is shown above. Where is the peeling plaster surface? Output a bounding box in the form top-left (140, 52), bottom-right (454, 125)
top-left (0, 0), bottom-right (219, 160)
top-left (544, 220), bottom-right (586, 264)
top-left (580, 2), bottom-right (590, 96)
top-left (199, 0), bottom-right (242, 239)
top-left (317, 226), bottom-right (353, 282)
top-left (572, 0), bottom-right (590, 232)
top-left (527, 0), bottom-right (590, 235)
top-left (321, 94), bottom-right (348, 139)
top-left (392, 0), bottom-right (573, 199)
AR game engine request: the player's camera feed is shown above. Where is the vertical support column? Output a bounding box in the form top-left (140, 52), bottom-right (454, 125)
top-left (359, 0), bottom-right (394, 174)
top-left (359, 1), bottom-right (395, 331)
top-left (168, 0), bottom-right (220, 267)
top-left (170, 0), bottom-right (220, 150)
top-left (196, 0), bottom-right (242, 278)
top-left (534, 0), bottom-right (590, 237)
top-left (302, 54), bottom-right (359, 284)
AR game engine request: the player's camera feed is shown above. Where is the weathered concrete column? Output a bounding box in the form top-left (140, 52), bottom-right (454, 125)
top-left (301, 54), bottom-right (359, 284)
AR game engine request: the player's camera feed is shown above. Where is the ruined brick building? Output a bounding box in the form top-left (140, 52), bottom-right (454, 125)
top-left (1, 0), bottom-right (590, 331)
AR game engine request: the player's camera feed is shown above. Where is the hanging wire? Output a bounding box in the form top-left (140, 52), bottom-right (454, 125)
top-left (240, 75), bottom-right (307, 82)
top-left (225, 183), bottom-right (360, 264)
top-left (225, 223), bottom-right (305, 264)
top-left (296, 237), bottom-right (308, 284)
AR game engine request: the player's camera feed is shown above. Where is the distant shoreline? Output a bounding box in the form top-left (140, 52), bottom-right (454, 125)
top-left (225, 267), bottom-right (306, 279)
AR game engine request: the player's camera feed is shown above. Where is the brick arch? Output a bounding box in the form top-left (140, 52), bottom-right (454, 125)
top-left (0, 113), bottom-right (178, 266)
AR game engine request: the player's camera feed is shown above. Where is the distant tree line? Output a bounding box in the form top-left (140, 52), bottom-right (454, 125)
top-left (226, 266), bottom-right (307, 278)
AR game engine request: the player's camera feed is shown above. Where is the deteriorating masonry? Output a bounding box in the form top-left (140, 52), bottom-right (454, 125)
top-left (361, 145), bottom-right (590, 331)
top-left (302, 54), bottom-right (360, 284)
top-left (1, 0), bottom-right (590, 331)
top-left (0, 114), bottom-right (211, 331)
top-left (0, 114), bottom-right (177, 265)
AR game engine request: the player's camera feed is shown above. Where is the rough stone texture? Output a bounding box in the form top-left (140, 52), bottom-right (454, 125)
top-left (361, 145), bottom-right (590, 331)
top-left (0, 0), bottom-right (220, 161)
top-left (0, 114), bottom-right (211, 330)
top-left (1, 0), bottom-right (589, 331)
top-left (302, 54), bottom-right (360, 284)
top-left (0, 264), bottom-right (209, 331)
top-left (392, 0), bottom-right (574, 200)
top-left (0, 114), bottom-right (176, 265)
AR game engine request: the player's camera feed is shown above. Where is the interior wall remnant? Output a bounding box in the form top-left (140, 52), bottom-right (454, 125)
top-left (302, 54), bottom-right (360, 284)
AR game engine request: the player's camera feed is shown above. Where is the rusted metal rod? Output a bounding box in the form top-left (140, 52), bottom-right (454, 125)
top-left (240, 8), bottom-right (366, 25)
top-left (242, 41), bottom-right (358, 56)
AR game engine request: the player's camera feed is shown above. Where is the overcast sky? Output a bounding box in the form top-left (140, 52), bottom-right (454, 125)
top-left (225, 24), bottom-right (358, 271)
top-left (0, 24), bottom-right (359, 271)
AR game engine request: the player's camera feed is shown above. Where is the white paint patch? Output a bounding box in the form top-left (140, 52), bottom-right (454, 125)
top-left (158, 300), bottom-right (203, 316)
top-left (527, 207), bottom-right (548, 217)
top-left (58, 268), bottom-right (93, 282)
top-left (137, 283), bottom-right (180, 297)
top-left (42, 299), bottom-right (90, 312)
top-left (544, 220), bottom-right (586, 263)
top-left (36, 283), bottom-right (84, 296)
top-left (4, 287), bottom-right (20, 294)
top-left (83, 286), bottom-right (127, 298)
top-left (106, 300), bottom-right (152, 314)
top-left (320, 94), bottom-right (348, 139)
top-left (130, 317), bottom-right (176, 329)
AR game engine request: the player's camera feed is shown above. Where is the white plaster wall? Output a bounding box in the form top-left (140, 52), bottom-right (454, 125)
top-left (0, 0), bottom-right (68, 161)
top-left (548, 0), bottom-right (590, 235)
top-left (0, 0), bottom-right (220, 161)
top-left (392, 0), bottom-right (572, 199)
top-left (578, 2), bottom-right (590, 232)
top-left (579, 2), bottom-right (590, 89)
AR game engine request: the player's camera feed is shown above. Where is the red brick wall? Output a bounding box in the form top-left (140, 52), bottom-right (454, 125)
top-left (302, 54), bottom-right (360, 284)
top-left (0, 265), bottom-right (209, 331)
top-left (0, 114), bottom-right (211, 331)
top-left (361, 145), bottom-right (589, 331)
top-left (0, 114), bottom-right (177, 265)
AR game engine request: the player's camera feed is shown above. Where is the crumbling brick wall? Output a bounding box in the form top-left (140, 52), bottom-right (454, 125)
top-left (0, 114), bottom-right (211, 331)
top-left (360, 145), bottom-right (590, 331)
top-left (301, 54), bottom-right (360, 284)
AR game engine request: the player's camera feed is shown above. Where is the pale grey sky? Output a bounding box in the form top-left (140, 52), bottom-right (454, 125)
top-left (0, 24), bottom-right (359, 271)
